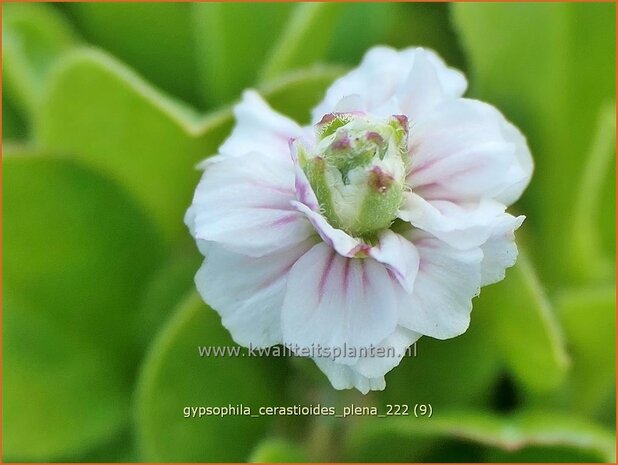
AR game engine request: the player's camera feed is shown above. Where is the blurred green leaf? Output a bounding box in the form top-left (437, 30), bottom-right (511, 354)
top-left (453, 3), bottom-right (616, 284)
top-left (474, 251), bottom-right (569, 393)
top-left (327, 3), bottom-right (398, 65)
top-left (134, 246), bottom-right (201, 349)
top-left (260, 64), bottom-right (346, 124)
top-left (570, 102), bottom-right (616, 281)
top-left (36, 47), bottom-right (216, 242)
top-left (192, 3), bottom-right (293, 107)
top-left (388, 4), bottom-right (466, 69)
top-left (65, 3), bottom-right (200, 106)
top-left (381, 321), bottom-right (499, 409)
top-left (349, 323), bottom-right (498, 461)
top-left (346, 410), bottom-right (616, 462)
top-left (2, 2), bottom-right (77, 116)
top-left (258, 3), bottom-right (343, 83)
top-left (2, 152), bottom-right (164, 460)
top-left (135, 292), bottom-right (287, 461)
top-left (248, 438), bottom-right (308, 463)
top-left (2, 91), bottom-right (28, 140)
top-left (556, 285), bottom-right (616, 416)
top-left (37, 48), bottom-right (343, 242)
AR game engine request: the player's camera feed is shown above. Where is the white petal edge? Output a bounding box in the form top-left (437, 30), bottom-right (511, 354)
top-left (398, 193), bottom-right (508, 250)
top-left (195, 239), bottom-right (316, 348)
top-left (481, 214), bottom-right (525, 286)
top-left (398, 232), bottom-right (483, 339)
top-left (217, 90), bottom-right (302, 162)
top-left (311, 46), bottom-right (466, 122)
top-left (353, 326), bottom-right (421, 379)
top-left (369, 230), bottom-right (420, 293)
top-left (313, 358), bottom-right (386, 394)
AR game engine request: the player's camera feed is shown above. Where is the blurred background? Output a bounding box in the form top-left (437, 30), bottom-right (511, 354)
top-left (2, 2), bottom-right (616, 462)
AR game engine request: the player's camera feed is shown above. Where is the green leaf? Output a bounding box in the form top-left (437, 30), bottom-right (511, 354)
top-left (326, 3), bottom-right (398, 65)
top-left (453, 3), bottom-right (616, 284)
top-left (65, 3), bottom-right (200, 106)
top-left (36, 47), bottom-right (216, 242)
top-left (348, 322), bottom-right (499, 461)
top-left (192, 3), bottom-right (293, 107)
top-left (2, 152), bottom-right (164, 460)
top-left (36, 48), bottom-right (343, 242)
top-left (134, 245), bottom-right (201, 349)
top-left (556, 285), bottom-right (616, 415)
top-left (346, 410), bottom-right (616, 462)
top-left (135, 292), bottom-right (287, 461)
top-left (381, 319), bottom-right (499, 409)
top-left (570, 102), bottom-right (616, 281)
top-left (2, 2), bottom-right (77, 115)
top-left (258, 3), bottom-right (343, 83)
top-left (473, 250), bottom-right (570, 393)
top-left (259, 65), bottom-right (346, 125)
top-left (2, 91), bottom-right (28, 140)
top-left (248, 438), bottom-right (308, 463)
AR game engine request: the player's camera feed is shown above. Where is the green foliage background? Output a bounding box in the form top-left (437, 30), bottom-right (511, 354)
top-left (2, 2), bottom-right (616, 462)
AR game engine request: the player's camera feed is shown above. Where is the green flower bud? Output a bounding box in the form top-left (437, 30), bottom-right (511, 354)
top-left (297, 112), bottom-right (409, 239)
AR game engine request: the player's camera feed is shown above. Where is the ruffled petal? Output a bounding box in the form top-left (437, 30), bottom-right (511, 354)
top-left (398, 232), bottom-right (483, 339)
top-left (195, 239), bottom-right (316, 348)
top-left (188, 152), bottom-right (314, 257)
top-left (281, 242), bottom-right (400, 356)
top-left (312, 327), bottom-right (420, 393)
top-left (369, 230), bottom-right (420, 293)
top-left (480, 214), bottom-right (525, 286)
top-left (398, 193), bottom-right (507, 250)
top-left (407, 98), bottom-right (533, 206)
top-left (313, 358), bottom-right (386, 394)
top-left (292, 201), bottom-right (363, 257)
top-left (353, 326), bottom-right (421, 378)
top-left (311, 47), bottom-right (466, 122)
top-left (218, 90), bottom-right (302, 161)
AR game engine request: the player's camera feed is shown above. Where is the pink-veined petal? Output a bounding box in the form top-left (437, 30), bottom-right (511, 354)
top-left (407, 98), bottom-right (533, 206)
top-left (188, 151), bottom-right (313, 257)
top-left (195, 239), bottom-right (316, 348)
top-left (398, 193), bottom-right (507, 250)
top-left (281, 242), bottom-right (399, 358)
top-left (398, 232), bottom-right (483, 339)
top-left (292, 201), bottom-right (363, 257)
top-left (369, 230), bottom-right (420, 293)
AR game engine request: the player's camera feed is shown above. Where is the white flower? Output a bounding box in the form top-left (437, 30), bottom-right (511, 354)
top-left (185, 46), bottom-right (533, 394)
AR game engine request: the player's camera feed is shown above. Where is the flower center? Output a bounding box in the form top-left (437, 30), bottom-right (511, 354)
top-left (297, 112), bottom-right (409, 239)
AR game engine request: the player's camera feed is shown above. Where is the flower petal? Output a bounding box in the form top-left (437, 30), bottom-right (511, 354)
top-left (188, 152), bottom-right (314, 257)
top-left (398, 233), bottom-right (483, 339)
top-left (353, 326), bottom-right (421, 379)
top-left (281, 242), bottom-right (399, 356)
top-left (218, 90), bottom-right (302, 161)
top-left (290, 140), bottom-right (320, 211)
top-left (481, 214), bottom-right (525, 286)
top-left (369, 230), bottom-right (420, 293)
top-left (398, 192), bottom-right (507, 250)
top-left (195, 239), bottom-right (316, 348)
top-left (407, 98), bottom-right (533, 206)
top-left (292, 201), bottom-right (363, 257)
top-left (311, 46), bottom-right (466, 122)
top-left (396, 48), bottom-right (465, 121)
top-left (313, 358), bottom-right (385, 394)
